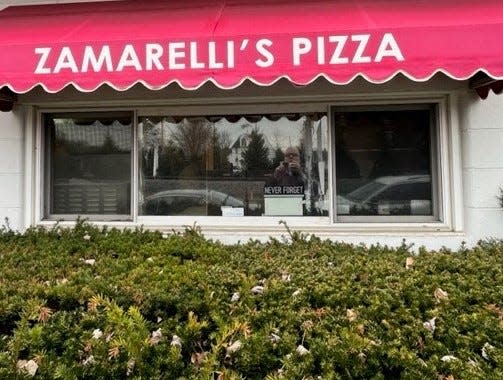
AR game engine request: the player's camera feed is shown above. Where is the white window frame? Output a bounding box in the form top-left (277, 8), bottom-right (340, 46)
top-left (331, 102), bottom-right (440, 223)
top-left (35, 107), bottom-right (137, 222)
top-left (28, 92), bottom-right (462, 235)
top-left (135, 103), bottom-right (332, 228)
top-left (325, 94), bottom-right (461, 232)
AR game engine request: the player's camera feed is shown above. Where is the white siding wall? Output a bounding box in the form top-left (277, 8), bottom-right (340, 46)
top-left (460, 91), bottom-right (503, 242)
top-left (0, 107), bottom-right (24, 231)
top-left (3, 78), bottom-right (502, 248)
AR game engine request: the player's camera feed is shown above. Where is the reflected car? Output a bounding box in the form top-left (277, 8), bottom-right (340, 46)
top-left (141, 189), bottom-right (244, 216)
top-left (337, 175), bottom-right (432, 216)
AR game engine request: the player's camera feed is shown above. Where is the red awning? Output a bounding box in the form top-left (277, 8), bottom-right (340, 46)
top-left (0, 0), bottom-right (502, 93)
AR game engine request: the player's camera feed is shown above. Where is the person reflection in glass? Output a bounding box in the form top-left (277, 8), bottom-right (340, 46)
top-left (271, 146), bottom-right (306, 187)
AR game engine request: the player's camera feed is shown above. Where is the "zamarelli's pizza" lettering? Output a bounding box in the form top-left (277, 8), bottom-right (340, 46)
top-left (34, 33), bottom-right (404, 74)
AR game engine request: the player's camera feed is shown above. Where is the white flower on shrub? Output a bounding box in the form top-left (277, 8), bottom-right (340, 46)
top-left (434, 288), bottom-right (449, 303)
top-left (126, 358), bottom-right (135, 376)
top-left (441, 355), bottom-right (458, 362)
top-left (269, 333), bottom-right (281, 343)
top-left (423, 317), bottom-right (436, 333)
top-left (468, 358), bottom-right (480, 368)
top-left (357, 352), bottom-right (367, 363)
top-left (149, 329), bottom-right (163, 346)
top-left (281, 272), bottom-right (291, 282)
top-left (92, 329), bottom-right (103, 339)
top-left (83, 234), bottom-right (91, 241)
top-left (296, 344), bottom-right (310, 356)
top-left (16, 360), bottom-right (38, 377)
top-left (251, 286), bottom-right (264, 295)
top-left (157, 316), bottom-right (163, 323)
top-left (405, 257), bottom-right (415, 269)
top-left (226, 340), bottom-right (242, 355)
top-left (231, 292), bottom-right (240, 303)
top-left (482, 342), bottom-right (495, 360)
top-left (82, 355), bottom-right (95, 366)
top-left (418, 358), bottom-right (428, 368)
top-left (292, 289), bottom-right (302, 297)
top-left (171, 334), bottom-right (182, 349)
top-left (346, 309), bottom-right (358, 322)
top-left (147, 257), bottom-right (154, 263)
top-left (83, 259), bottom-right (96, 266)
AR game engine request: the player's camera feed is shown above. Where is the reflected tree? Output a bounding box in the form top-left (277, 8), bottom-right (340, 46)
top-left (240, 126), bottom-right (271, 175)
top-left (211, 129), bottom-right (232, 174)
top-left (168, 118), bottom-right (232, 177)
top-left (171, 118), bottom-right (212, 160)
top-left (271, 146), bottom-right (284, 169)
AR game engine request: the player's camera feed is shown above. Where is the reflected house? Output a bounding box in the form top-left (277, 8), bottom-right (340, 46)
top-left (228, 131), bottom-right (275, 173)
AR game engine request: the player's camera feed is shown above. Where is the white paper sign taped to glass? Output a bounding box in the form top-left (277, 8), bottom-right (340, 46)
top-left (263, 185), bottom-right (304, 216)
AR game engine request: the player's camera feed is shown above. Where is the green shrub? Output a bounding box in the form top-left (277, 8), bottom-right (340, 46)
top-left (0, 222), bottom-right (502, 378)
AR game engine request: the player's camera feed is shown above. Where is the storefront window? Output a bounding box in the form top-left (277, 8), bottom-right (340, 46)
top-left (45, 113), bottom-right (132, 217)
top-left (334, 105), bottom-right (435, 220)
top-left (41, 103), bottom-right (441, 224)
top-left (138, 113), bottom-right (329, 217)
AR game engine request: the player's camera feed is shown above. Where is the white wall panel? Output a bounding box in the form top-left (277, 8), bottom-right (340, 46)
top-left (459, 91), bottom-right (503, 131)
top-left (462, 129), bottom-right (503, 169)
top-left (459, 91), bottom-right (503, 241)
top-left (0, 139), bottom-right (23, 173)
top-left (464, 208), bottom-right (503, 240)
top-left (0, 110), bottom-right (24, 139)
top-left (464, 168), bottom-right (503, 208)
top-left (0, 174), bottom-right (22, 207)
top-left (0, 207), bottom-right (22, 231)
top-left (192, 230), bottom-right (470, 251)
top-left (0, 108), bottom-right (24, 230)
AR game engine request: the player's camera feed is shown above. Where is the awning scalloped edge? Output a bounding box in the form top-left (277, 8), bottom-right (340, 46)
top-left (2, 68), bottom-right (503, 95)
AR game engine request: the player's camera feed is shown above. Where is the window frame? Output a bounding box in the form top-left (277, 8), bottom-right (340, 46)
top-left (135, 103), bottom-right (332, 225)
top-left (32, 93), bottom-right (460, 234)
top-left (41, 109), bottom-right (136, 222)
top-left (331, 102), bottom-right (440, 223)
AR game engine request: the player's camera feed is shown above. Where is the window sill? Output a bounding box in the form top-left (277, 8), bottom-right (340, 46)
top-left (37, 218), bottom-right (457, 235)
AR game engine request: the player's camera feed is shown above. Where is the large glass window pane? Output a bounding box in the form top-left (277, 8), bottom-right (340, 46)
top-left (139, 113), bottom-right (329, 217)
top-left (45, 113), bottom-right (132, 217)
top-left (334, 106), bottom-right (434, 217)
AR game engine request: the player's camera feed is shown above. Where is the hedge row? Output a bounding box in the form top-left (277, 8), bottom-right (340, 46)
top-left (0, 222), bottom-right (503, 379)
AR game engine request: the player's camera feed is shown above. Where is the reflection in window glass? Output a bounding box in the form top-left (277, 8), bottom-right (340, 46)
top-left (335, 107), bottom-right (433, 217)
top-left (139, 114), bottom-right (329, 216)
top-left (46, 113), bottom-right (132, 216)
